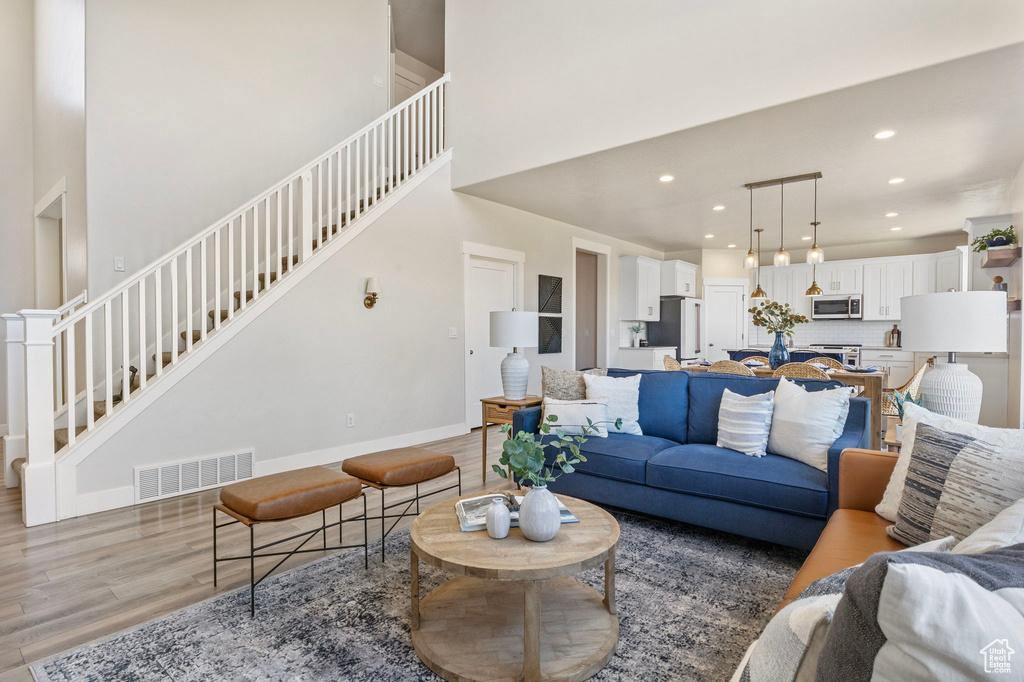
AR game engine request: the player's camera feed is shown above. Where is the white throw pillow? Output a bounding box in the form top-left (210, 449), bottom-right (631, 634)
top-left (541, 398), bottom-right (609, 438)
top-left (876, 403), bottom-right (1024, 522)
top-left (716, 389), bottom-right (774, 457)
top-left (767, 378), bottom-right (855, 471)
top-left (583, 373), bottom-right (642, 435)
top-left (952, 497), bottom-right (1024, 555)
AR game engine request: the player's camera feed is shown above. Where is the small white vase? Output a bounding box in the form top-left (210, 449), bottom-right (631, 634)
top-left (486, 498), bottom-right (510, 539)
top-left (895, 423), bottom-right (904, 441)
top-left (633, 335), bottom-right (641, 348)
top-left (518, 485), bottom-right (561, 542)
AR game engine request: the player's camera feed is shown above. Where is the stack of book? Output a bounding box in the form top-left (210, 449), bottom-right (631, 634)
top-left (454, 493), bottom-right (579, 532)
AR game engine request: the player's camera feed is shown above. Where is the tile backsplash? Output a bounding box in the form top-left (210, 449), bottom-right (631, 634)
top-left (619, 320), bottom-right (647, 347)
top-left (748, 319), bottom-right (902, 348)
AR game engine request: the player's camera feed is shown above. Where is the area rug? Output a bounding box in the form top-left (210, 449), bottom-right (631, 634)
top-left (32, 509), bottom-right (806, 681)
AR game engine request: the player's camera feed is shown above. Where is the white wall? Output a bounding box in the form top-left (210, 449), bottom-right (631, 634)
top-left (76, 161), bottom-right (663, 496)
top-left (34, 0), bottom-right (87, 299)
top-left (0, 0), bottom-right (36, 431)
top-left (445, 0), bottom-right (1024, 189)
top-left (1007, 159), bottom-right (1024, 427)
top-left (84, 0), bottom-right (391, 296)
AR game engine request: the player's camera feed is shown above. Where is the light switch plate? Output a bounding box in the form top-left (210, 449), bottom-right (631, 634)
top-left (114, 256), bottom-right (125, 272)
top-left (373, 75), bottom-right (384, 88)
top-left (448, 327), bottom-right (458, 339)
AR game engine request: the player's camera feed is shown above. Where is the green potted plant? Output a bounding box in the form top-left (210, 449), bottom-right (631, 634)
top-left (629, 323), bottom-right (644, 348)
top-left (970, 225), bottom-right (1017, 252)
top-left (748, 300), bottom-right (809, 369)
top-left (890, 389), bottom-right (924, 440)
top-left (494, 414), bottom-right (620, 541)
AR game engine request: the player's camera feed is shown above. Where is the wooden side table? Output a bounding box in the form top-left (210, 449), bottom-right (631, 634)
top-left (480, 395), bottom-right (542, 482)
top-left (884, 416), bottom-right (903, 453)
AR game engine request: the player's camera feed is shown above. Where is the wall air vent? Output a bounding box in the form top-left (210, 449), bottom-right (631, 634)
top-left (133, 450), bottom-right (254, 504)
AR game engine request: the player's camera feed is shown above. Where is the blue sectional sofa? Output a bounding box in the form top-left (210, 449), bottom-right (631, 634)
top-left (512, 369), bottom-right (870, 550)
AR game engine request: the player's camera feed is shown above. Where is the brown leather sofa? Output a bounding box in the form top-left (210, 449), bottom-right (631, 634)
top-left (777, 448), bottom-right (905, 610)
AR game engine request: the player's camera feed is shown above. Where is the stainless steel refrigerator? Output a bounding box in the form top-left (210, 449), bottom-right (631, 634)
top-left (647, 297), bottom-right (705, 363)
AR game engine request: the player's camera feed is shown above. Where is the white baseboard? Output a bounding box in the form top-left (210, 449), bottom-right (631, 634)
top-left (71, 422), bottom-right (469, 518)
top-left (77, 485), bottom-right (134, 516)
top-left (255, 423), bottom-right (469, 476)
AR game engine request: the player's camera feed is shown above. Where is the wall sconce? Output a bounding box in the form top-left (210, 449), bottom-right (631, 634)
top-left (364, 277), bottom-right (381, 308)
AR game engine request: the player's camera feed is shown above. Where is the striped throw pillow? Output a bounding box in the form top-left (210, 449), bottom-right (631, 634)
top-left (716, 388), bottom-right (775, 457)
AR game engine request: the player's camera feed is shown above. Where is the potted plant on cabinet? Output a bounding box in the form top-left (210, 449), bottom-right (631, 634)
top-left (748, 300), bottom-right (809, 369)
top-left (494, 414), bottom-right (621, 541)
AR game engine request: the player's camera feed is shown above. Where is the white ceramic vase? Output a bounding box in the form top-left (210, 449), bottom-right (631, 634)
top-left (518, 485), bottom-right (561, 542)
top-left (486, 498), bottom-right (510, 539)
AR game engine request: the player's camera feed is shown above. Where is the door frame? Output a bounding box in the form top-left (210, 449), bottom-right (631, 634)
top-left (462, 242), bottom-right (525, 426)
top-left (569, 237), bottom-right (611, 370)
top-left (702, 277), bottom-right (749, 360)
top-left (34, 178), bottom-right (69, 308)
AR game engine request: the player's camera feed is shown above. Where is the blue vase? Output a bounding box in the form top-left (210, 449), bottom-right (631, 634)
top-left (769, 331), bottom-right (789, 369)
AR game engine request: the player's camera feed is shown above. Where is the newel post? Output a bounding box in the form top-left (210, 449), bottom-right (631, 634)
top-left (2, 314), bottom-right (26, 488)
top-left (300, 170), bottom-right (314, 264)
top-left (21, 309), bottom-right (58, 526)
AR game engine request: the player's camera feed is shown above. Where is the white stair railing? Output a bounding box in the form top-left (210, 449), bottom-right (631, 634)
top-left (5, 74), bottom-right (448, 525)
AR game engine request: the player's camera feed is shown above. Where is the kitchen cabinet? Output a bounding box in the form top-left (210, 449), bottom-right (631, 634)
top-left (751, 265), bottom-right (813, 317)
top-left (863, 261), bottom-right (913, 320)
top-left (912, 250), bottom-right (964, 295)
top-left (862, 349), bottom-right (915, 389)
top-left (816, 263), bottom-right (862, 295)
top-left (660, 260), bottom-right (698, 297)
top-left (620, 255), bottom-right (661, 321)
top-left (619, 346), bottom-right (678, 370)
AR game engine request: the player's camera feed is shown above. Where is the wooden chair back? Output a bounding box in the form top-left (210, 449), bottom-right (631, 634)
top-left (806, 356), bottom-right (843, 370)
top-left (707, 360), bottom-right (755, 376)
top-left (772, 363), bottom-right (829, 380)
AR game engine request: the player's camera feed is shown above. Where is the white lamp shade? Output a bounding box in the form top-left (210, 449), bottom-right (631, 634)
top-left (489, 311), bottom-right (538, 348)
top-left (365, 277), bottom-right (381, 294)
top-left (901, 291), bottom-right (1007, 353)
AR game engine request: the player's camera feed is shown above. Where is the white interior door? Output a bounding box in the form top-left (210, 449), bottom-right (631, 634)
top-left (465, 256), bottom-right (516, 427)
top-left (703, 280), bottom-right (747, 362)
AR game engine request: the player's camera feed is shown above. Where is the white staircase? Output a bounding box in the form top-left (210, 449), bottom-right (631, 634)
top-left (3, 75), bottom-right (450, 526)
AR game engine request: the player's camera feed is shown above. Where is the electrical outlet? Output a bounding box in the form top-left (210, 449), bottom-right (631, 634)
top-left (448, 327), bottom-right (458, 339)
top-left (373, 75), bottom-right (384, 88)
top-left (114, 256), bottom-right (125, 272)
top-left (347, 413), bottom-right (355, 428)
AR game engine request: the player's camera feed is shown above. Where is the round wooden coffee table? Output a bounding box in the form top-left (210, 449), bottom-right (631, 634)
top-left (410, 493), bottom-right (619, 682)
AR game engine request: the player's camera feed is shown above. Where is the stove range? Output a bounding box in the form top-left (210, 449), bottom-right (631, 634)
top-left (808, 343), bottom-right (861, 363)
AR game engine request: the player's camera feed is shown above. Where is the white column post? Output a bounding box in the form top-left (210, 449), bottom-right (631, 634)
top-left (2, 314), bottom-right (26, 488)
top-left (300, 170), bottom-right (314, 264)
top-left (21, 309), bottom-right (59, 526)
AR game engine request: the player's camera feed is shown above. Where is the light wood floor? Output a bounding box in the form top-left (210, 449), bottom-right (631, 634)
top-left (0, 427), bottom-right (513, 680)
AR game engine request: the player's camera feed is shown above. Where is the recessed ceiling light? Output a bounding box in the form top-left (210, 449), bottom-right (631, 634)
top-left (712, 205), bottom-right (725, 211)
top-left (890, 226), bottom-right (902, 231)
top-left (727, 244), bottom-right (736, 248)
top-left (659, 175), bottom-right (674, 182)
top-left (704, 234), bottom-right (714, 238)
top-left (801, 236), bottom-right (812, 241)
top-left (885, 212), bottom-right (898, 217)
top-left (888, 178), bottom-right (905, 184)
top-left (874, 130), bottom-right (896, 139)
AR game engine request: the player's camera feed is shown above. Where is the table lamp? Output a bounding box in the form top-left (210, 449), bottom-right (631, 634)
top-left (489, 311), bottom-right (538, 400)
top-left (900, 291), bottom-right (1007, 423)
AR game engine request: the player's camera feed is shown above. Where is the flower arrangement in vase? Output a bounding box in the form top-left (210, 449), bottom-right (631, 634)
top-left (748, 300), bottom-right (809, 369)
top-left (494, 414), bottom-right (620, 541)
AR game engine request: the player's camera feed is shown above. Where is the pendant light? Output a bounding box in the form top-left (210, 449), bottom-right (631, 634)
top-left (806, 177), bottom-right (825, 264)
top-left (751, 228), bottom-right (767, 299)
top-left (743, 187), bottom-right (756, 269)
top-left (774, 182), bottom-right (790, 266)
top-left (805, 264), bottom-right (824, 297)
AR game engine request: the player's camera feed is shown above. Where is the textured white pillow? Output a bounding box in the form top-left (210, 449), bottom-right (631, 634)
top-left (583, 373), bottom-right (642, 435)
top-left (952, 497), bottom-right (1024, 555)
top-left (716, 389), bottom-right (774, 457)
top-left (541, 398), bottom-right (609, 438)
top-left (876, 403), bottom-right (1024, 522)
top-left (767, 378), bottom-right (855, 471)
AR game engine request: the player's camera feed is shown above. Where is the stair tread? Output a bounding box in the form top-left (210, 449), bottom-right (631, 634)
top-left (54, 425), bottom-right (88, 449)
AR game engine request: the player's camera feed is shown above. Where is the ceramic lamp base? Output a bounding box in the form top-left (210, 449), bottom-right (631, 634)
top-left (920, 362), bottom-right (983, 423)
top-left (500, 351), bottom-right (530, 400)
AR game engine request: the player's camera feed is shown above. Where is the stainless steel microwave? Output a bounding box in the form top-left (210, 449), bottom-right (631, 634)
top-left (811, 295), bottom-right (862, 319)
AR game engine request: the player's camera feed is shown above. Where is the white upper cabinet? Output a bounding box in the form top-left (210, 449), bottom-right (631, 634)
top-left (751, 264), bottom-right (813, 317)
top-left (660, 260), bottom-right (698, 297)
top-left (816, 263), bottom-right (862, 295)
top-left (620, 255), bottom-right (661, 321)
top-left (935, 250), bottom-right (964, 292)
top-left (864, 261), bottom-right (913, 320)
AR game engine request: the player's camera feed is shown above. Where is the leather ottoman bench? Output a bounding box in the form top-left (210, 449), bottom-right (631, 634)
top-left (342, 447), bottom-right (461, 561)
top-left (213, 466), bottom-right (368, 615)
